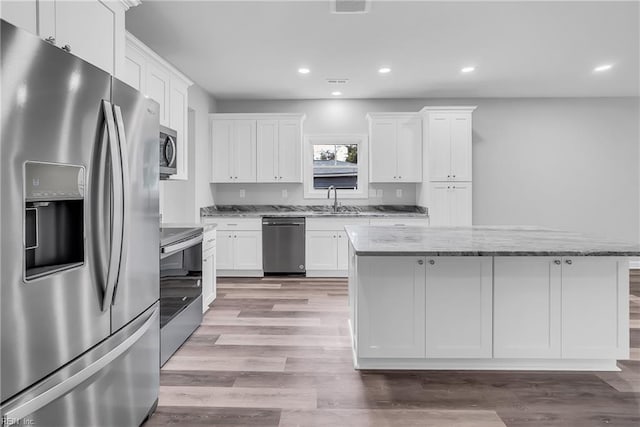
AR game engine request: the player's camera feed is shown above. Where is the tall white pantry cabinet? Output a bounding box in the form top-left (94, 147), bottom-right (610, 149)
top-left (421, 106), bottom-right (476, 226)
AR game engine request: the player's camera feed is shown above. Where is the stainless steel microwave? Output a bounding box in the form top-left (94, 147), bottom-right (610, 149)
top-left (159, 125), bottom-right (177, 178)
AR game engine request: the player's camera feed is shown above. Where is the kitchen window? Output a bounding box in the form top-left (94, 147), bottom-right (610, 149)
top-left (303, 134), bottom-right (368, 198)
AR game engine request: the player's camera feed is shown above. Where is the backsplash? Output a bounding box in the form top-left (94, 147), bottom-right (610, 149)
top-left (212, 183), bottom-right (417, 206)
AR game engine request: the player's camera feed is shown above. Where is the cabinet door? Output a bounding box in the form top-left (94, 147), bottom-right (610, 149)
top-left (357, 256), bottom-right (426, 358)
top-left (396, 116), bottom-right (422, 182)
top-left (211, 120), bottom-right (233, 183)
top-left (123, 45), bottom-right (146, 91)
top-left (170, 79), bottom-right (188, 179)
top-left (450, 114), bottom-right (472, 181)
top-left (494, 257), bottom-right (561, 358)
top-left (0, 0), bottom-right (38, 35)
top-left (234, 231), bottom-right (262, 270)
top-left (146, 62), bottom-right (171, 126)
top-left (428, 115), bottom-right (451, 181)
top-left (306, 231), bottom-right (338, 270)
top-left (428, 183), bottom-right (451, 226)
top-left (450, 183), bottom-right (472, 226)
top-left (256, 120), bottom-right (279, 183)
top-left (425, 257), bottom-right (492, 358)
top-left (55, 0), bottom-right (115, 75)
top-left (216, 232), bottom-right (234, 270)
top-left (561, 258), bottom-right (627, 359)
top-left (336, 231), bottom-right (349, 271)
top-left (369, 119), bottom-right (397, 182)
top-left (233, 120), bottom-right (257, 182)
top-left (278, 119), bottom-right (301, 182)
top-left (202, 254), bottom-right (215, 312)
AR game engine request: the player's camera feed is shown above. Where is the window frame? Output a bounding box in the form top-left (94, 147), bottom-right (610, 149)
top-left (303, 134), bottom-right (368, 199)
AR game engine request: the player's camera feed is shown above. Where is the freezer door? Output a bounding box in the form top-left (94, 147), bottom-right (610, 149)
top-left (0, 303), bottom-right (160, 427)
top-left (1, 21), bottom-right (111, 402)
top-left (110, 78), bottom-right (160, 332)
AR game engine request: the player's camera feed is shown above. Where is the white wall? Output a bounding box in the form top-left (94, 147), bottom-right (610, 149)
top-left (160, 83), bottom-right (216, 223)
top-left (217, 97), bottom-right (639, 243)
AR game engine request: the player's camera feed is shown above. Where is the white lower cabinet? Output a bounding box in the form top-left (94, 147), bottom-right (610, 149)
top-left (493, 256), bottom-right (627, 360)
top-left (425, 257), bottom-right (493, 358)
top-left (494, 257), bottom-right (561, 358)
top-left (216, 230), bottom-right (262, 273)
top-left (561, 257), bottom-right (627, 359)
top-left (429, 182), bottom-right (472, 226)
top-left (201, 228), bottom-right (217, 313)
top-left (306, 231), bottom-right (339, 270)
top-left (357, 256), bottom-right (426, 358)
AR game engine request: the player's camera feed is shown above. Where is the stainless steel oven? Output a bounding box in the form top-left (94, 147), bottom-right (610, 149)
top-left (159, 125), bottom-right (177, 178)
top-left (159, 227), bottom-right (202, 365)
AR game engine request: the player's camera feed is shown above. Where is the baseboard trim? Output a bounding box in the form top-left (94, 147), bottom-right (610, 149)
top-left (306, 270), bottom-right (348, 278)
top-left (629, 258), bottom-right (640, 269)
top-left (217, 270), bottom-right (263, 277)
top-left (353, 357), bottom-right (621, 371)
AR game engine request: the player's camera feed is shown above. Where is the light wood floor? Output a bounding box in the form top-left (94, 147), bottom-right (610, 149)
top-left (145, 272), bottom-right (640, 426)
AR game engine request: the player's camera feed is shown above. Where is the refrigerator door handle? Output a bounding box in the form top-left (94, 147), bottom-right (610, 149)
top-left (101, 100), bottom-right (124, 312)
top-left (1, 306), bottom-right (158, 422)
top-left (111, 105), bottom-right (130, 306)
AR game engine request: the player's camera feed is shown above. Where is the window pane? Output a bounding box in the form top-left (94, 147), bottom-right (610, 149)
top-left (313, 143), bottom-right (358, 190)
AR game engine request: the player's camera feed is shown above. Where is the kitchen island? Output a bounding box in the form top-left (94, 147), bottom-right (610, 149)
top-left (345, 226), bottom-right (640, 371)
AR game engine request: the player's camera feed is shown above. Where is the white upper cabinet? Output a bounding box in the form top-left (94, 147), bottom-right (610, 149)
top-left (1, 0), bottom-right (127, 76)
top-left (211, 119), bottom-right (257, 183)
top-left (368, 113), bottom-right (422, 183)
top-left (422, 107), bottom-right (476, 182)
top-left (124, 32), bottom-right (193, 180)
top-left (212, 114), bottom-right (304, 184)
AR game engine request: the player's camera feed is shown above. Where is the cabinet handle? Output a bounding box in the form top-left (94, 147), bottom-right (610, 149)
top-left (393, 176), bottom-right (397, 179)
top-left (229, 176), bottom-right (233, 179)
top-left (565, 259), bottom-right (572, 265)
top-left (235, 176), bottom-right (238, 179)
top-left (417, 260), bottom-right (424, 265)
top-left (62, 44), bottom-right (71, 53)
top-left (228, 234), bottom-right (232, 238)
top-left (428, 259), bottom-right (435, 265)
top-left (554, 259), bottom-right (561, 265)
top-left (274, 176), bottom-right (277, 179)
top-left (453, 174), bottom-right (456, 178)
top-left (45, 36), bottom-right (56, 45)
top-left (399, 175), bottom-right (402, 179)
top-left (452, 186), bottom-right (456, 189)
top-left (279, 176), bottom-right (282, 179)
top-left (447, 175), bottom-right (451, 178)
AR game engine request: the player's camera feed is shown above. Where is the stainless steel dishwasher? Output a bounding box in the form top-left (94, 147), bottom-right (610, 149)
top-left (262, 217), bottom-right (306, 275)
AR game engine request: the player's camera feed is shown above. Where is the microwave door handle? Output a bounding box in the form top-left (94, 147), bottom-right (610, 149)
top-left (101, 100), bottom-right (124, 312)
top-left (111, 105), bottom-right (130, 306)
top-left (166, 135), bottom-right (176, 168)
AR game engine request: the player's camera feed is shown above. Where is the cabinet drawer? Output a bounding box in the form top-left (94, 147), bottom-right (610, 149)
top-left (306, 217), bottom-right (370, 231)
top-left (369, 217), bottom-right (429, 227)
top-left (206, 217), bottom-right (261, 231)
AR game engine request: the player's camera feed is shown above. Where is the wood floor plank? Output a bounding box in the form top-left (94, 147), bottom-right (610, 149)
top-left (159, 386), bottom-right (317, 410)
top-left (145, 406), bottom-right (281, 426)
top-left (279, 409), bottom-right (506, 427)
top-left (201, 316), bottom-right (323, 327)
top-left (163, 355), bottom-right (286, 372)
top-left (272, 303), bottom-right (349, 312)
top-left (216, 334), bottom-right (351, 348)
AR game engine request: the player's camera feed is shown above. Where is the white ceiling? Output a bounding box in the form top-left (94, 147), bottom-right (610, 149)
top-left (126, 1), bottom-right (639, 100)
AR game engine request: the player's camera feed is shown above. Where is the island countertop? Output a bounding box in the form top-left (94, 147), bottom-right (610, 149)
top-left (344, 225), bottom-right (640, 256)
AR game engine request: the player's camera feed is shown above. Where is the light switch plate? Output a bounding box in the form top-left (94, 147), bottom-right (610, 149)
top-left (282, 189), bottom-right (288, 198)
top-left (239, 189), bottom-right (245, 198)
top-left (396, 189), bottom-right (402, 198)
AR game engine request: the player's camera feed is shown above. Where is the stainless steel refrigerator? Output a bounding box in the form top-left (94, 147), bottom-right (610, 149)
top-left (0, 20), bottom-right (161, 426)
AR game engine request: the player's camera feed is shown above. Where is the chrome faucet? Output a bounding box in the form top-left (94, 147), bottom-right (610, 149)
top-left (327, 185), bottom-right (338, 213)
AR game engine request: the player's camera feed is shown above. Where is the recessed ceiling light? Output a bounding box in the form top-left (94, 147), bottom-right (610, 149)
top-left (594, 64), bottom-right (613, 72)
top-left (331, 91), bottom-right (342, 96)
top-left (378, 67), bottom-right (391, 74)
top-left (461, 66), bottom-right (475, 73)
top-left (298, 67), bottom-right (310, 74)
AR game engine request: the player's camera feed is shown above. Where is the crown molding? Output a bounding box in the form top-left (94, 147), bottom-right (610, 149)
top-left (120, 0), bottom-right (142, 11)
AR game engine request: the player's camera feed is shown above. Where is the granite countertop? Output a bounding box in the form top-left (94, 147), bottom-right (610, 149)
top-left (344, 225), bottom-right (640, 256)
top-left (200, 205), bottom-right (428, 218)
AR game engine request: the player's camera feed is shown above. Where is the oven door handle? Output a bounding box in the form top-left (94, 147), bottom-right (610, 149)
top-left (161, 235), bottom-right (203, 258)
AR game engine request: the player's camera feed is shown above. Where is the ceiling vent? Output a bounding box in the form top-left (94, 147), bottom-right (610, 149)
top-left (326, 78), bottom-right (350, 85)
top-left (330, 0), bottom-right (371, 14)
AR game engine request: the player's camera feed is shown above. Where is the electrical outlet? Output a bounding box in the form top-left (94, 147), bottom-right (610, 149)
top-left (377, 189), bottom-right (383, 197)
top-left (396, 189), bottom-right (402, 198)
top-left (282, 189), bottom-right (288, 198)
top-left (239, 189), bottom-right (245, 198)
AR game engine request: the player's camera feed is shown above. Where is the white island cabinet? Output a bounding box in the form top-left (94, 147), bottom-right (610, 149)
top-left (347, 225), bottom-right (636, 371)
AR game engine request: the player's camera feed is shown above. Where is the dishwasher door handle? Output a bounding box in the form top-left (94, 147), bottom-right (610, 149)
top-left (263, 223), bottom-right (303, 226)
